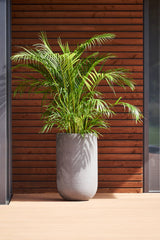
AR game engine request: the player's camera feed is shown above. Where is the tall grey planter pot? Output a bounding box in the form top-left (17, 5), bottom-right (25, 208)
top-left (56, 133), bottom-right (98, 201)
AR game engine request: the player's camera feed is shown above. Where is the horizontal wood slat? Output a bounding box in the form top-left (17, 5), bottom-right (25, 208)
top-left (12, 120), bottom-right (142, 127)
top-left (12, 46), bottom-right (143, 54)
top-left (12, 160), bottom-right (142, 168)
top-left (12, 120), bottom-right (143, 131)
top-left (12, 92), bottom-right (143, 100)
top-left (12, 113), bottom-right (142, 120)
top-left (99, 174), bottom-right (142, 181)
top-left (12, 126), bottom-right (143, 135)
top-left (13, 181), bottom-right (143, 189)
top-left (13, 11), bottom-right (143, 18)
top-left (12, 71), bottom-right (144, 79)
top-left (12, 105), bottom-right (143, 113)
top-left (12, 25), bottom-right (143, 32)
top-left (12, 38), bottom-right (143, 46)
top-left (12, 0), bottom-right (143, 194)
top-left (13, 174), bottom-right (142, 182)
top-left (97, 188), bottom-right (142, 193)
top-left (12, 137), bottom-right (143, 147)
top-left (12, 99), bottom-right (143, 107)
top-left (12, 167), bottom-right (142, 175)
top-left (12, 0), bottom-right (143, 5)
top-left (12, 80), bottom-right (143, 88)
top-left (12, 146), bottom-right (143, 154)
top-left (12, 32), bottom-right (143, 39)
top-left (12, 5), bottom-right (143, 12)
top-left (12, 18), bottom-right (143, 25)
top-left (12, 154), bottom-right (143, 161)
top-left (12, 85), bottom-right (144, 95)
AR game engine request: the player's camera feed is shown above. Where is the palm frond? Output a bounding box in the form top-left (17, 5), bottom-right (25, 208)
top-left (118, 101), bottom-right (143, 122)
top-left (11, 31), bottom-right (143, 136)
top-left (75, 33), bottom-right (115, 56)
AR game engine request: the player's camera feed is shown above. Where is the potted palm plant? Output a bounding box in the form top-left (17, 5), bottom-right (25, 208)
top-left (12, 32), bottom-right (142, 201)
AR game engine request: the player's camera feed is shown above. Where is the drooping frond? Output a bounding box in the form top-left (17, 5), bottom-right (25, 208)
top-left (118, 101), bottom-right (143, 122)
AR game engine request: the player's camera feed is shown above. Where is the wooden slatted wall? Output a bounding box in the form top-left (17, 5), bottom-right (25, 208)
top-left (12, 0), bottom-right (144, 193)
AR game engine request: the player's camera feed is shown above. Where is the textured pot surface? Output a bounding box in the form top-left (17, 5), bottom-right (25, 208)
top-left (56, 133), bottom-right (98, 201)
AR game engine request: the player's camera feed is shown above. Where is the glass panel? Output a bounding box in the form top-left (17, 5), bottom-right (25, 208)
top-left (149, 0), bottom-right (160, 191)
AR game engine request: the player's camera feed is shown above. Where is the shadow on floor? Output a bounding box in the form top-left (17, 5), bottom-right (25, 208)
top-left (11, 192), bottom-right (117, 202)
top-left (93, 193), bottom-right (116, 199)
top-left (11, 193), bottom-right (63, 202)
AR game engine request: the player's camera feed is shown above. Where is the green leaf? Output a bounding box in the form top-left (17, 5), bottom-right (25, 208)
top-left (11, 31), bottom-right (143, 135)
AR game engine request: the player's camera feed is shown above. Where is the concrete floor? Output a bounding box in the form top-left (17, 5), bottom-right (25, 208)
top-left (0, 193), bottom-right (160, 240)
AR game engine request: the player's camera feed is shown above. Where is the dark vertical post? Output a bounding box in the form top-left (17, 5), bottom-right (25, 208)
top-left (0, 0), bottom-right (12, 204)
top-left (144, 0), bottom-right (149, 192)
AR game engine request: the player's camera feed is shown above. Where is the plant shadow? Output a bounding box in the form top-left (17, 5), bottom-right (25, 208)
top-left (11, 192), bottom-right (117, 202)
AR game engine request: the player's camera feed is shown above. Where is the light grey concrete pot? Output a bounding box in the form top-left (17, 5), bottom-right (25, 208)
top-left (56, 133), bottom-right (98, 201)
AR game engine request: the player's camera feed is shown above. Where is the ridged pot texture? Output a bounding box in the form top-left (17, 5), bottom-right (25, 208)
top-left (56, 133), bottom-right (98, 201)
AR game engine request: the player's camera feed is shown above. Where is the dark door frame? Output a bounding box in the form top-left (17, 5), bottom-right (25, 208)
top-left (144, 0), bottom-right (160, 192)
top-left (0, 0), bottom-right (12, 204)
top-left (143, 0), bottom-right (149, 192)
